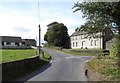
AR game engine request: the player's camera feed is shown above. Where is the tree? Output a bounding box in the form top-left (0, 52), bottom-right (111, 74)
top-left (73, 2), bottom-right (120, 34)
top-left (73, 2), bottom-right (120, 66)
top-left (44, 22), bottom-right (70, 49)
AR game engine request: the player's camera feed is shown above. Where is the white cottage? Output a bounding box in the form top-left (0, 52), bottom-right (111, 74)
top-left (70, 29), bottom-right (113, 49)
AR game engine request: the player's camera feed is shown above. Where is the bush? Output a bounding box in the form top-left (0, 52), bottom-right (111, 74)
top-left (110, 38), bottom-right (120, 60)
top-left (109, 37), bottom-right (120, 80)
top-left (110, 45), bottom-right (118, 59)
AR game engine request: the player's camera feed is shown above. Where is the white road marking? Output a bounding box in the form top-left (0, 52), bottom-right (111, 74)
top-left (65, 56), bottom-right (81, 59)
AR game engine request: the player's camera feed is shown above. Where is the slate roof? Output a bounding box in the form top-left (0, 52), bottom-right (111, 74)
top-left (70, 31), bottom-right (87, 37)
top-left (22, 39), bottom-right (36, 46)
top-left (0, 36), bottom-right (22, 42)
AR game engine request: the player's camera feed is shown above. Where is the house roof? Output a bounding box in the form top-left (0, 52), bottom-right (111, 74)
top-left (106, 38), bottom-right (116, 43)
top-left (70, 31), bottom-right (87, 37)
top-left (22, 39), bottom-right (36, 42)
top-left (0, 36), bottom-right (22, 42)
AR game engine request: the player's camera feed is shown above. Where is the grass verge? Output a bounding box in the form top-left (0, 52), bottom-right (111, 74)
top-left (61, 49), bottom-right (99, 56)
top-left (45, 46), bottom-right (101, 56)
top-left (87, 55), bottom-right (120, 81)
top-left (39, 50), bottom-right (52, 61)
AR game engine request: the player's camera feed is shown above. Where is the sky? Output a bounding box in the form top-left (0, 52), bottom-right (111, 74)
top-left (0, 0), bottom-right (86, 45)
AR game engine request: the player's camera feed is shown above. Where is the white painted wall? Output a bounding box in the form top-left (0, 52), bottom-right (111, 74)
top-left (19, 43), bottom-right (22, 46)
top-left (0, 42), bottom-right (2, 46)
top-left (11, 42), bottom-right (15, 46)
top-left (2, 42), bottom-right (22, 46)
top-left (4, 42), bottom-right (7, 46)
top-left (71, 34), bottom-right (103, 49)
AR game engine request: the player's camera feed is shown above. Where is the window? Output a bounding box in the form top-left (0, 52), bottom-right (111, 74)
top-left (22, 42), bottom-right (25, 46)
top-left (76, 42), bottom-right (78, 47)
top-left (15, 42), bottom-right (19, 46)
top-left (81, 35), bottom-right (85, 39)
top-left (82, 41), bottom-right (85, 47)
top-left (2, 42), bottom-right (4, 46)
top-left (95, 40), bottom-right (98, 46)
top-left (6, 42), bottom-right (10, 45)
top-left (73, 42), bottom-right (74, 47)
top-left (91, 40), bottom-right (93, 46)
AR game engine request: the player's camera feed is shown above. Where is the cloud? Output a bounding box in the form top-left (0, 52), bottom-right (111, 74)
top-left (0, 1), bottom-right (86, 45)
top-left (0, 4), bottom-right (38, 39)
top-left (14, 27), bottom-right (31, 33)
top-left (0, 0), bottom-right (83, 2)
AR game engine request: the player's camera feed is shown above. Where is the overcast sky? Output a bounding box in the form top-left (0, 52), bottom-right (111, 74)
top-left (0, 0), bottom-right (86, 45)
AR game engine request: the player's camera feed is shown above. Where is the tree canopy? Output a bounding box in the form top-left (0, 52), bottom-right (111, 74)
top-left (73, 2), bottom-right (120, 35)
top-left (44, 22), bottom-right (70, 49)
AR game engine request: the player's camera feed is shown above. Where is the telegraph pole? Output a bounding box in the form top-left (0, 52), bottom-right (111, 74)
top-left (38, 1), bottom-right (41, 54)
top-left (38, 24), bottom-right (41, 54)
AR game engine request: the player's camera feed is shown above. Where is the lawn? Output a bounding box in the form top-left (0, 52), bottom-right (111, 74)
top-left (61, 49), bottom-right (97, 56)
top-left (1, 49), bottom-right (51, 63)
top-left (1, 49), bottom-right (37, 63)
top-left (60, 48), bottom-right (103, 56)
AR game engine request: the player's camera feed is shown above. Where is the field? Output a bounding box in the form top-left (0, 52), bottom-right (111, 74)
top-left (1, 49), bottom-right (51, 63)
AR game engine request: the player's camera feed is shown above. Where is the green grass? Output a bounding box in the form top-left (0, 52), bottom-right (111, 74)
top-left (39, 50), bottom-right (52, 61)
top-left (61, 50), bottom-right (99, 56)
top-left (71, 48), bottom-right (102, 51)
top-left (1, 49), bottom-right (52, 63)
top-left (45, 46), bottom-right (101, 56)
top-left (87, 55), bottom-right (120, 81)
top-left (0, 50), bottom-right (2, 63)
top-left (1, 49), bottom-right (37, 63)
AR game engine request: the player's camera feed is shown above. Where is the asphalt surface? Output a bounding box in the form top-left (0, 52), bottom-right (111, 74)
top-left (18, 48), bottom-right (93, 81)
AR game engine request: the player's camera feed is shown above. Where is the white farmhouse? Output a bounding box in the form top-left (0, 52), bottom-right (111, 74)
top-left (70, 29), bottom-right (113, 49)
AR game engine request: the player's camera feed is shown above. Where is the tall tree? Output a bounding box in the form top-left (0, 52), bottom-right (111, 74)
top-left (73, 1), bottom-right (120, 66)
top-left (44, 22), bottom-right (70, 49)
top-left (73, 2), bottom-right (120, 34)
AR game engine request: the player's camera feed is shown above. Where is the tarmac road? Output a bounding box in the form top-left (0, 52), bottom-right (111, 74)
top-left (18, 48), bottom-right (93, 81)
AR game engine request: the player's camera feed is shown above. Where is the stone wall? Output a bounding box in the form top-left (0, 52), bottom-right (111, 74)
top-left (1, 46), bottom-right (31, 49)
top-left (2, 56), bottom-right (48, 81)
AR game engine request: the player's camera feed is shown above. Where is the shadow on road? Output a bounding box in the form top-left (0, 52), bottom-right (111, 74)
top-left (16, 62), bottom-right (52, 82)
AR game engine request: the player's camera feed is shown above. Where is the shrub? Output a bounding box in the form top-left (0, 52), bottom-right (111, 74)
top-left (110, 38), bottom-right (120, 60)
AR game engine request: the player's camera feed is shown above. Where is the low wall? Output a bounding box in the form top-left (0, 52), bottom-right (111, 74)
top-left (0, 46), bottom-right (31, 49)
top-left (71, 49), bottom-right (103, 53)
top-left (2, 56), bottom-right (49, 81)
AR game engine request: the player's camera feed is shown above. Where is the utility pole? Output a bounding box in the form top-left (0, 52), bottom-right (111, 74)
top-left (38, 24), bottom-right (41, 54)
top-left (38, 1), bottom-right (41, 54)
